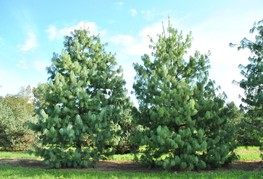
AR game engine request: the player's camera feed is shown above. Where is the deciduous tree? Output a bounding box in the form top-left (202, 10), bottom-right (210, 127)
top-left (0, 86), bottom-right (35, 151)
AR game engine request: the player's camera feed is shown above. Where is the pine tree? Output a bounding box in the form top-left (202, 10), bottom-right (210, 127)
top-left (194, 81), bottom-right (237, 168)
top-left (32, 29), bottom-right (130, 168)
top-left (133, 21), bottom-right (237, 170)
top-left (133, 22), bottom-right (207, 170)
top-left (235, 20), bottom-right (263, 159)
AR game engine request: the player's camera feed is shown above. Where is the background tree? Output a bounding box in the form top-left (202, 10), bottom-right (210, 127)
top-left (31, 29), bottom-right (131, 168)
top-left (0, 86), bottom-right (35, 151)
top-left (133, 21), bottom-right (237, 170)
top-left (193, 81), bottom-right (238, 169)
top-left (234, 20), bottom-right (263, 158)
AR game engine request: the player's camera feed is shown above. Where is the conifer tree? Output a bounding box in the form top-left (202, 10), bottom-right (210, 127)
top-left (32, 29), bottom-right (130, 168)
top-left (235, 20), bottom-right (263, 159)
top-left (133, 21), bottom-right (237, 170)
top-left (133, 22), bottom-right (208, 170)
top-left (193, 81), bottom-right (237, 168)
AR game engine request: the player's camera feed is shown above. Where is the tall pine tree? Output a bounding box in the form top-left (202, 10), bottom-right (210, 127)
top-left (133, 21), bottom-right (237, 170)
top-left (32, 29), bottom-right (130, 168)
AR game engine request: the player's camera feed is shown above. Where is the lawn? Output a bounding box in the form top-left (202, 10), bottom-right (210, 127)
top-left (234, 146), bottom-right (262, 161)
top-left (0, 151), bottom-right (38, 159)
top-left (0, 146), bottom-right (262, 179)
top-left (0, 166), bottom-right (262, 179)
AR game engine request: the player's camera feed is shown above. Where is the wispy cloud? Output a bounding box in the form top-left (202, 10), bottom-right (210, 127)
top-left (33, 59), bottom-right (50, 72)
top-left (46, 25), bottom-right (57, 40)
top-left (16, 59), bottom-right (29, 70)
top-left (130, 9), bottom-right (137, 16)
top-left (46, 21), bottom-right (103, 41)
top-left (109, 34), bottom-right (136, 47)
top-left (115, 1), bottom-right (123, 7)
top-left (20, 31), bottom-right (38, 52)
top-left (110, 19), bottom-right (180, 56)
top-left (140, 10), bottom-right (155, 21)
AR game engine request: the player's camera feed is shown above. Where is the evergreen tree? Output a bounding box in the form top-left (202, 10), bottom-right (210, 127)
top-left (133, 21), bottom-right (237, 170)
top-left (194, 81), bottom-right (237, 168)
top-left (32, 29), bottom-right (130, 168)
top-left (235, 20), bottom-right (263, 158)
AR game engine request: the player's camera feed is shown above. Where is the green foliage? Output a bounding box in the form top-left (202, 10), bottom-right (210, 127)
top-left (235, 20), bottom-right (263, 159)
top-left (31, 29), bottom-right (131, 168)
top-left (0, 86), bottom-right (35, 151)
top-left (194, 83), bottom-right (238, 169)
top-left (133, 21), bottom-right (237, 170)
top-left (236, 116), bottom-right (261, 146)
top-left (114, 105), bottom-right (139, 154)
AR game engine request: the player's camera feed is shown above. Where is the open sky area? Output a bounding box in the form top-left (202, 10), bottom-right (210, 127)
top-left (0, 0), bottom-right (262, 105)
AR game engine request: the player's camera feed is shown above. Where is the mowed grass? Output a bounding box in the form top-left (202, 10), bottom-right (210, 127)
top-left (234, 146), bottom-right (262, 161)
top-left (0, 146), bottom-right (262, 178)
top-left (0, 151), bottom-right (38, 159)
top-left (0, 166), bottom-right (262, 179)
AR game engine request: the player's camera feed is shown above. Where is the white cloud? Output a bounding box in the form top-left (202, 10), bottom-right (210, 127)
top-left (184, 9), bottom-right (261, 104)
top-left (109, 34), bottom-right (136, 47)
top-left (140, 10), bottom-right (155, 21)
top-left (130, 9), bottom-right (137, 16)
top-left (46, 21), bottom-right (103, 41)
top-left (0, 69), bottom-right (29, 96)
top-left (110, 20), bottom-right (182, 56)
top-left (115, 1), bottom-right (123, 7)
top-left (33, 59), bottom-right (50, 72)
top-left (20, 31), bottom-right (38, 52)
top-left (46, 25), bottom-right (58, 40)
top-left (16, 60), bottom-right (29, 70)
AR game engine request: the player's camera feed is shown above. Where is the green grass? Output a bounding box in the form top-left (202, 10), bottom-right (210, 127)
top-left (0, 147), bottom-right (262, 178)
top-left (234, 146), bottom-right (261, 161)
top-left (0, 151), bottom-right (38, 159)
top-left (0, 166), bottom-right (262, 179)
top-left (108, 153), bottom-right (137, 161)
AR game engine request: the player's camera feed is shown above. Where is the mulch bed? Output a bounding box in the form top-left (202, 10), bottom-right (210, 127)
top-left (0, 158), bottom-right (262, 172)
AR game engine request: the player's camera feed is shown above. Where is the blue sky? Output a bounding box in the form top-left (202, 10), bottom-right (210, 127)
top-left (0, 0), bottom-right (262, 105)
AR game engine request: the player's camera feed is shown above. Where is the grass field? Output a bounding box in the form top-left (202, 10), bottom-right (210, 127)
top-left (0, 151), bottom-right (38, 159)
top-left (0, 166), bottom-right (262, 179)
top-left (0, 146), bottom-right (262, 178)
top-left (234, 146), bottom-right (262, 161)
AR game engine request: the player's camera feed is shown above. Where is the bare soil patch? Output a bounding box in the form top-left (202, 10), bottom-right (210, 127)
top-left (230, 161), bottom-right (262, 171)
top-left (0, 158), bottom-right (262, 172)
